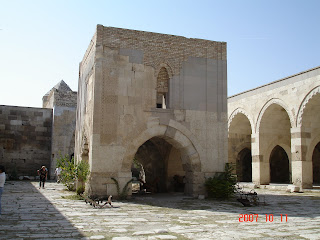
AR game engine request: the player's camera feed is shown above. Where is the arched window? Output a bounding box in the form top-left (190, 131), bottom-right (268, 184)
top-left (156, 67), bottom-right (169, 109)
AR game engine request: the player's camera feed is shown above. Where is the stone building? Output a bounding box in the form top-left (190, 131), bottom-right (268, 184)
top-left (75, 25), bottom-right (228, 197)
top-left (43, 80), bottom-right (77, 178)
top-left (0, 80), bottom-right (76, 179)
top-left (228, 66), bottom-right (320, 190)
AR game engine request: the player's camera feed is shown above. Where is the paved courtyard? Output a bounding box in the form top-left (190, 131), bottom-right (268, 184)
top-left (1, 181), bottom-right (320, 240)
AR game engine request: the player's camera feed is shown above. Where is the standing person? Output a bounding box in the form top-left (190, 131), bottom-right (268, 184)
top-left (0, 165), bottom-right (6, 215)
top-left (37, 166), bottom-right (48, 189)
top-left (54, 167), bottom-right (62, 183)
top-left (138, 164), bottom-right (146, 191)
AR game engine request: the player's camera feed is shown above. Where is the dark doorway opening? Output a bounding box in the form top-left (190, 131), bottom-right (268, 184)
top-left (236, 148), bottom-right (252, 182)
top-left (312, 142), bottom-right (320, 184)
top-left (131, 137), bottom-right (185, 194)
top-left (270, 145), bottom-right (290, 183)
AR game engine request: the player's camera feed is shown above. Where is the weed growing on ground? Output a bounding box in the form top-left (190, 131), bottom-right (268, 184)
top-left (61, 194), bottom-right (84, 200)
top-left (111, 177), bottom-right (133, 200)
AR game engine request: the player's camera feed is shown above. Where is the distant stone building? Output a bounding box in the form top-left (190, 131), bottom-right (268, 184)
top-left (228, 66), bottom-right (320, 190)
top-left (0, 80), bottom-right (76, 179)
top-left (75, 25), bottom-right (228, 197)
top-left (43, 80), bottom-right (77, 178)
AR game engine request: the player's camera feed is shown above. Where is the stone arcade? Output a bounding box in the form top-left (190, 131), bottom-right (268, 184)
top-left (228, 66), bottom-right (320, 190)
top-left (75, 25), bottom-right (228, 197)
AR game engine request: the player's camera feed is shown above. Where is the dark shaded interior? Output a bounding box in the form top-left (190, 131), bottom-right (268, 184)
top-left (132, 137), bottom-right (185, 194)
top-left (236, 148), bottom-right (252, 182)
top-left (312, 142), bottom-right (320, 184)
top-left (270, 145), bottom-right (290, 183)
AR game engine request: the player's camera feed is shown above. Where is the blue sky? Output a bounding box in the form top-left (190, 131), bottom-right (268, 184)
top-left (0, 0), bottom-right (319, 108)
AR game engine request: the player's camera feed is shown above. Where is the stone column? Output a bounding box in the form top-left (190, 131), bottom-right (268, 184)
top-left (251, 133), bottom-right (269, 185)
top-left (117, 171), bottom-right (133, 197)
top-left (86, 171), bottom-right (133, 198)
top-left (185, 171), bottom-right (205, 197)
top-left (291, 127), bottom-right (313, 189)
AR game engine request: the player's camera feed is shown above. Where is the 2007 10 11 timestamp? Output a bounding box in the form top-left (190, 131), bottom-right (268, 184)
top-left (239, 214), bottom-right (288, 222)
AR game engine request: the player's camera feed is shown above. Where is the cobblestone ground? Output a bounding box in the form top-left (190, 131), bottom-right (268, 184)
top-left (1, 181), bottom-right (320, 240)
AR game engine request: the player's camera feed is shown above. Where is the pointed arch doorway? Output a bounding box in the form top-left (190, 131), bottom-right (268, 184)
top-left (270, 145), bottom-right (290, 183)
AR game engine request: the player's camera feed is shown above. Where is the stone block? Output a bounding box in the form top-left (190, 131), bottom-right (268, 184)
top-left (172, 131), bottom-right (190, 149)
top-left (10, 120), bottom-right (22, 125)
top-left (165, 126), bottom-right (177, 139)
top-left (119, 48), bottom-right (143, 64)
top-left (286, 184), bottom-right (300, 193)
top-left (35, 126), bottom-right (47, 132)
top-left (198, 195), bottom-right (205, 200)
top-left (117, 172), bottom-right (132, 178)
top-left (184, 144), bottom-right (197, 156)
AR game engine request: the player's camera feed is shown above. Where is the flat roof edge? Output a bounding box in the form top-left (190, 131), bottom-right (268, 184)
top-left (99, 25), bottom-right (227, 44)
top-left (0, 105), bottom-right (52, 111)
top-left (228, 65), bottom-right (320, 100)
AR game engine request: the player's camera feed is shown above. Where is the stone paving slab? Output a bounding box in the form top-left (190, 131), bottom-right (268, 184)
top-left (1, 181), bottom-right (320, 239)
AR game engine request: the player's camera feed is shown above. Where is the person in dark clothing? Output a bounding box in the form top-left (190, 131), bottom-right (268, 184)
top-left (37, 166), bottom-right (48, 189)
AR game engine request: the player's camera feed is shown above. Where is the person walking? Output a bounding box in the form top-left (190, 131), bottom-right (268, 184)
top-left (37, 166), bottom-right (48, 189)
top-left (0, 165), bottom-right (6, 215)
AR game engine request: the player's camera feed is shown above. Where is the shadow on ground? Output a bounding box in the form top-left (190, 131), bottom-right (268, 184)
top-left (1, 181), bottom-right (85, 240)
top-left (129, 190), bottom-right (320, 219)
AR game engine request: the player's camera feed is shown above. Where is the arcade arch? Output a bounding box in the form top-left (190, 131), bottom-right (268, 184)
top-left (297, 86), bottom-right (320, 127)
top-left (228, 67), bottom-right (320, 189)
top-left (122, 124), bottom-right (202, 195)
top-left (258, 103), bottom-right (292, 184)
top-left (132, 137), bottom-right (185, 193)
top-left (299, 88), bottom-right (320, 185)
top-left (298, 88), bottom-right (320, 134)
top-left (228, 110), bottom-right (252, 182)
top-left (256, 99), bottom-right (294, 133)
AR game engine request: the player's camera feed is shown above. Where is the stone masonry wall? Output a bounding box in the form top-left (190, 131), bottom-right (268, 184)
top-left (97, 25), bottom-right (226, 76)
top-left (75, 32), bottom-right (96, 166)
top-left (0, 105), bottom-right (52, 178)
